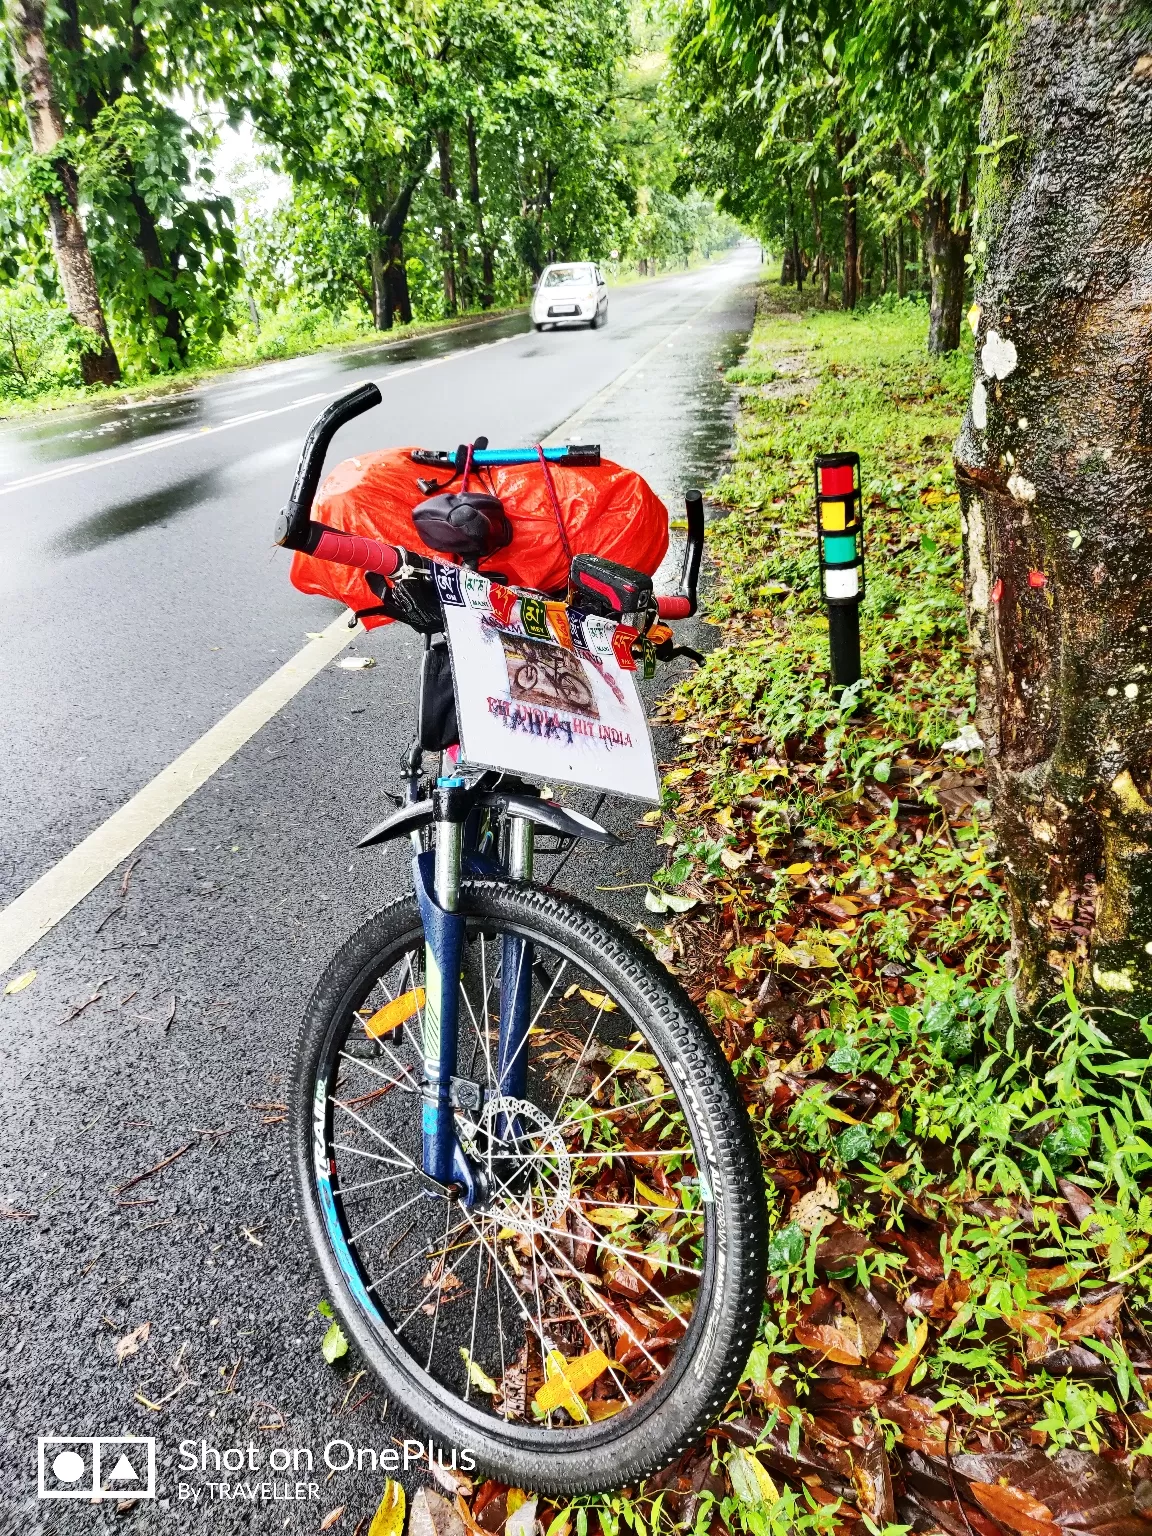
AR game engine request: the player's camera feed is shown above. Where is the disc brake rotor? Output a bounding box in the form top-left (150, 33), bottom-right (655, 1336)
top-left (469, 1095), bottom-right (571, 1235)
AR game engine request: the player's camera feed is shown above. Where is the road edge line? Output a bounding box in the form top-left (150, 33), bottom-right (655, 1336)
top-left (0, 612), bottom-right (357, 974)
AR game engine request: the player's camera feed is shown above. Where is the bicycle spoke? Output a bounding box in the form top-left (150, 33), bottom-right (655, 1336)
top-left (426, 1199), bottom-right (455, 1370)
top-left (345, 1186), bottom-right (428, 1245)
top-left (337, 1049), bottom-right (421, 1097)
top-left (337, 1171), bottom-right (415, 1200)
top-left (317, 916), bottom-right (721, 1438)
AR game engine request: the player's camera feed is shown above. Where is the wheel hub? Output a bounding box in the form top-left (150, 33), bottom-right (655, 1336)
top-left (464, 1095), bottom-right (571, 1233)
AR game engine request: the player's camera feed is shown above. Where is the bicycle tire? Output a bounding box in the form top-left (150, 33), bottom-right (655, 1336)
top-left (557, 671), bottom-right (594, 710)
top-left (290, 878), bottom-right (766, 1494)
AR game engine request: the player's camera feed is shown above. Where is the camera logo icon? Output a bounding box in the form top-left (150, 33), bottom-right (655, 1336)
top-left (37, 1437), bottom-right (157, 1500)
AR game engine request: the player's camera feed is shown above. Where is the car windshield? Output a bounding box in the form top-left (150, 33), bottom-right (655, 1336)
top-left (542, 265), bottom-right (593, 288)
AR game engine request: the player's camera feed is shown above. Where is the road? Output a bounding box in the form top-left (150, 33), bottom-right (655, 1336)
top-left (0, 248), bottom-right (761, 1532)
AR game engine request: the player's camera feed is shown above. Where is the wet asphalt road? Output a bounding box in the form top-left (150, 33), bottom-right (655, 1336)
top-left (0, 248), bottom-right (761, 1533)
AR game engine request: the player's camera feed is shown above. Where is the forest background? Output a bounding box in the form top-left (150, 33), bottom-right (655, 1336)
top-left (1, 0), bottom-right (987, 409)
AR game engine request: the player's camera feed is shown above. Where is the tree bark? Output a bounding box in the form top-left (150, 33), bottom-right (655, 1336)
top-left (836, 128), bottom-right (858, 310)
top-left (437, 128), bottom-right (458, 316)
top-left (7, 0), bottom-right (120, 384)
top-left (808, 183), bottom-right (830, 305)
top-left (129, 189), bottom-right (187, 364)
top-left (384, 236), bottom-right (412, 327)
top-left (925, 187), bottom-right (969, 354)
top-left (465, 113), bottom-right (494, 309)
top-left (954, 1), bottom-right (1152, 1042)
top-left (369, 168), bottom-right (422, 330)
top-left (896, 221), bottom-right (907, 298)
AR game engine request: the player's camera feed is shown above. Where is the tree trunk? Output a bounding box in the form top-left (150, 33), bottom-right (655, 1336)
top-left (369, 168), bottom-right (423, 330)
top-left (7, 0), bottom-right (120, 385)
top-left (437, 129), bottom-right (458, 316)
top-left (790, 221), bottom-right (803, 292)
top-left (370, 247), bottom-right (390, 331)
top-left (954, 1), bottom-right (1152, 1043)
top-left (896, 221), bottom-right (907, 298)
top-left (384, 237), bottom-right (412, 327)
top-left (808, 183), bottom-right (830, 305)
top-left (925, 187), bottom-right (969, 353)
top-left (129, 189), bottom-right (186, 364)
top-left (836, 128), bottom-right (858, 310)
top-left (465, 113), bottom-right (494, 309)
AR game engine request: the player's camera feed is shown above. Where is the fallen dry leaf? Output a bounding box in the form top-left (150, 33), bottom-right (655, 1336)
top-left (367, 1479), bottom-right (405, 1536)
top-left (968, 1482), bottom-right (1061, 1536)
top-left (1060, 1288), bottom-right (1124, 1340)
top-left (115, 1321), bottom-right (151, 1364)
top-left (409, 1488), bottom-right (467, 1536)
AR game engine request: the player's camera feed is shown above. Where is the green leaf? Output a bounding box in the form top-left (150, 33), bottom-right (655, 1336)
top-left (767, 1221), bottom-right (805, 1272)
top-left (321, 1320), bottom-right (349, 1363)
top-left (836, 1123), bottom-right (875, 1164)
top-left (827, 1045), bottom-right (861, 1074)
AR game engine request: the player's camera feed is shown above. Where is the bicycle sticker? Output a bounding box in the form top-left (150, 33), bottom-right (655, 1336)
top-left (441, 571), bottom-right (660, 802)
top-left (432, 563), bottom-right (465, 607)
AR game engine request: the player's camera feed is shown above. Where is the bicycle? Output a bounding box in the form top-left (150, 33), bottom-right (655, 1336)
top-left (274, 383), bottom-right (766, 1494)
top-left (513, 652), bottom-right (595, 713)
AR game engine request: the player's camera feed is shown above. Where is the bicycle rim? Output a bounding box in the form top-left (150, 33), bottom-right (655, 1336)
top-left (304, 904), bottom-right (725, 1444)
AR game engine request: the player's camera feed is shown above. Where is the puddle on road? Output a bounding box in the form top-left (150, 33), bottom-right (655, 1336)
top-left (676, 326), bottom-right (750, 498)
top-left (0, 313), bottom-right (532, 480)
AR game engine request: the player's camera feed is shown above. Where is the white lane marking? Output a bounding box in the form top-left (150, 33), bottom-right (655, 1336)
top-left (0, 264), bottom-right (750, 973)
top-left (0, 335), bottom-right (520, 497)
top-left (0, 610), bottom-right (358, 974)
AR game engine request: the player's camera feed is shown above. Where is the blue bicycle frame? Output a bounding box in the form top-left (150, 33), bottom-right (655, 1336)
top-left (410, 774), bottom-right (538, 1207)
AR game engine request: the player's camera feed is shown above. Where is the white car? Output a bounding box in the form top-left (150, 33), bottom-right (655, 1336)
top-left (531, 262), bottom-right (608, 330)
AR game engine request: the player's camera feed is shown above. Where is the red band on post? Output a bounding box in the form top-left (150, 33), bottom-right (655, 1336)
top-left (311, 529), bottom-right (401, 577)
top-left (656, 594), bottom-right (692, 619)
top-left (819, 464), bottom-right (855, 495)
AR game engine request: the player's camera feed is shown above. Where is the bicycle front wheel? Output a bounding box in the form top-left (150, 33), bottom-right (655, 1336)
top-left (290, 879), bottom-right (766, 1494)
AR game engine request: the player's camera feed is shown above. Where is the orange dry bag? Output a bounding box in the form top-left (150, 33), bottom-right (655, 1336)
top-left (289, 449), bottom-right (669, 629)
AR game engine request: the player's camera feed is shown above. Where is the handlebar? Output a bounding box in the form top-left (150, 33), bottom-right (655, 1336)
top-left (311, 527), bottom-right (403, 577)
top-left (275, 381), bottom-right (382, 551)
top-left (678, 489), bottom-right (704, 617)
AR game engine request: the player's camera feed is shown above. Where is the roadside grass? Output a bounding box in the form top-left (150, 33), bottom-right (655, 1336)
top-left (459, 288), bottom-right (1152, 1536)
top-left (614, 286), bottom-right (1152, 1534)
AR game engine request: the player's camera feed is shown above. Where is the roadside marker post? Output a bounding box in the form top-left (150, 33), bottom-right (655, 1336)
top-left (814, 452), bottom-right (864, 690)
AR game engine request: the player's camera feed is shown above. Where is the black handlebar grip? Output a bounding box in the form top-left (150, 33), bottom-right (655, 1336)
top-left (680, 489), bottom-right (705, 615)
top-left (275, 381), bottom-right (383, 549)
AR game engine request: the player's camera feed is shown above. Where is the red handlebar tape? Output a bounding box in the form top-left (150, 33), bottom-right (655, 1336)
top-left (311, 528), bottom-right (402, 577)
top-left (656, 594), bottom-right (692, 619)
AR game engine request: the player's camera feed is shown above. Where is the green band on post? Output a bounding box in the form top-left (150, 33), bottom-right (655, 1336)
top-left (822, 534), bottom-right (857, 564)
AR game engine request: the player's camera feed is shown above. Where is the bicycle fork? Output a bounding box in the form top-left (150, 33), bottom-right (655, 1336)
top-left (413, 777), bottom-right (535, 1205)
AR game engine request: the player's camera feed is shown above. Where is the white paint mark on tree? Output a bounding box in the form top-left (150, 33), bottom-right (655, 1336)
top-left (1007, 473), bottom-right (1036, 503)
top-left (971, 380), bottom-right (987, 430)
top-left (981, 330), bottom-right (1018, 379)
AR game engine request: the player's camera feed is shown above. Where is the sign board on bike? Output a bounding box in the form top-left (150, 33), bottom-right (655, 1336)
top-left (433, 565), bottom-right (661, 803)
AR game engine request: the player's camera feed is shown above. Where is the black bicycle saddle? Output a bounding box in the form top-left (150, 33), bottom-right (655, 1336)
top-left (412, 490), bottom-right (512, 559)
